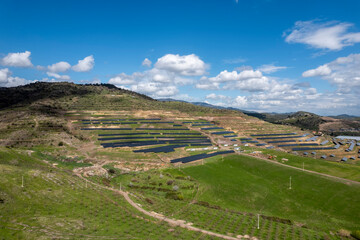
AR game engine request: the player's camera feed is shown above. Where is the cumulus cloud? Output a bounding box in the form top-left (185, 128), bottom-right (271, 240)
top-left (284, 20), bottom-right (360, 50)
top-left (72, 55), bottom-right (94, 72)
top-left (0, 68), bottom-right (11, 83)
top-left (302, 64), bottom-right (331, 77)
top-left (46, 72), bottom-right (71, 81)
top-left (303, 53), bottom-right (360, 94)
top-left (108, 73), bottom-right (139, 85)
top-left (1, 51), bottom-right (33, 67)
top-left (0, 68), bottom-right (32, 87)
top-left (48, 61), bottom-right (71, 72)
top-left (142, 58), bottom-right (152, 67)
top-left (257, 64), bottom-right (287, 74)
top-left (155, 54), bottom-right (207, 76)
top-left (131, 82), bottom-right (178, 97)
top-left (108, 53), bottom-right (207, 98)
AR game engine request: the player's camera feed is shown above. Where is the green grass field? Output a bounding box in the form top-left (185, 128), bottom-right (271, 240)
top-left (181, 154), bottom-right (360, 233)
top-left (0, 148), bottom-right (220, 240)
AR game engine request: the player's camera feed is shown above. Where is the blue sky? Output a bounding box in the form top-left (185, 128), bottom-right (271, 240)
top-left (1, 0), bottom-right (360, 115)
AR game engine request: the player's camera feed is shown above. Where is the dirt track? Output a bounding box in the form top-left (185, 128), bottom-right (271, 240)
top-left (75, 173), bottom-right (256, 240)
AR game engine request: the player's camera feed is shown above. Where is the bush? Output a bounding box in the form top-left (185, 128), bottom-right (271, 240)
top-left (108, 168), bottom-right (115, 174)
top-left (145, 198), bottom-right (154, 205)
top-left (351, 230), bottom-right (360, 240)
top-left (165, 192), bottom-right (184, 200)
top-left (58, 141), bottom-right (64, 146)
top-left (166, 180), bottom-right (174, 185)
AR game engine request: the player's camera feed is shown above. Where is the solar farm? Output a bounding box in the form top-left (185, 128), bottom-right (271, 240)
top-left (1, 84), bottom-right (359, 240)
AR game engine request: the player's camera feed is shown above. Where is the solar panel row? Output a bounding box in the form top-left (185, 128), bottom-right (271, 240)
top-left (99, 136), bottom-right (208, 141)
top-left (136, 128), bottom-right (189, 130)
top-left (278, 143), bottom-right (318, 147)
top-left (201, 127), bottom-right (224, 130)
top-left (211, 131), bottom-right (235, 135)
top-left (81, 128), bottom-right (132, 130)
top-left (224, 135), bottom-right (237, 138)
top-left (101, 139), bottom-right (211, 148)
top-left (133, 144), bottom-right (187, 153)
top-left (170, 150), bottom-right (235, 164)
top-left (257, 135), bottom-right (303, 140)
top-left (291, 147), bottom-right (335, 151)
top-left (267, 140), bottom-right (296, 143)
top-left (251, 133), bottom-right (296, 136)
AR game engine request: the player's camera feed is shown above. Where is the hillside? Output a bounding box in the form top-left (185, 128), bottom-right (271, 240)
top-left (0, 82), bottom-right (359, 240)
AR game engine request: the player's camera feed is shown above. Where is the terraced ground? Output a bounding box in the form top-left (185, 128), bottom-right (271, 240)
top-left (1, 83), bottom-right (359, 239)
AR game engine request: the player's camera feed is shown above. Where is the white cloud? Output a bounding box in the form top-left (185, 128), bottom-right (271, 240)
top-left (108, 73), bottom-right (138, 85)
top-left (0, 68), bottom-right (11, 83)
top-left (131, 82), bottom-right (178, 97)
top-left (48, 61), bottom-right (71, 72)
top-left (257, 64), bottom-right (287, 74)
top-left (302, 64), bottom-right (332, 77)
top-left (234, 96), bottom-right (248, 107)
top-left (142, 58), bottom-right (152, 67)
top-left (72, 55), bottom-right (94, 72)
top-left (303, 53), bottom-right (360, 94)
top-left (284, 20), bottom-right (360, 50)
top-left (46, 72), bottom-right (71, 81)
top-left (206, 93), bottom-right (230, 100)
top-left (209, 69), bottom-right (263, 82)
top-left (155, 54), bottom-right (207, 76)
top-left (1, 51), bottom-right (33, 67)
top-left (0, 68), bottom-right (32, 87)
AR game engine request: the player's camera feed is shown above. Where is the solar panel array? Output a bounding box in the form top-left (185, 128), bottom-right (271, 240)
top-left (201, 127), bottom-right (224, 130)
top-left (224, 135), bottom-right (237, 138)
top-left (278, 143), bottom-right (318, 147)
top-left (170, 150), bottom-right (235, 164)
top-left (211, 131), bottom-right (235, 135)
top-left (291, 147), bottom-right (335, 151)
top-left (267, 140), bottom-right (296, 143)
top-left (305, 136), bottom-right (319, 142)
top-left (257, 135), bottom-right (303, 140)
top-left (320, 140), bottom-right (329, 145)
top-left (346, 142), bottom-right (355, 152)
top-left (251, 133), bottom-right (296, 137)
top-left (133, 144), bottom-right (187, 153)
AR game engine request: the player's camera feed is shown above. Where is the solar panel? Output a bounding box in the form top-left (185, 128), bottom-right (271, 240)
top-left (278, 143), bottom-right (318, 147)
top-left (267, 140), bottom-right (296, 143)
top-left (201, 127), bottom-right (224, 130)
top-left (136, 128), bottom-right (189, 130)
top-left (257, 136), bottom-right (303, 140)
top-left (162, 132), bottom-right (202, 135)
top-left (224, 135), bottom-right (237, 138)
top-left (211, 131), bottom-right (235, 135)
top-left (170, 150), bottom-right (235, 164)
top-left (133, 144), bottom-right (187, 153)
top-left (98, 136), bottom-right (155, 141)
top-left (251, 133), bottom-right (297, 136)
top-left (320, 140), bottom-right (329, 145)
top-left (291, 147), bottom-right (335, 151)
top-left (81, 128), bottom-right (132, 130)
top-left (305, 136), bottom-right (319, 142)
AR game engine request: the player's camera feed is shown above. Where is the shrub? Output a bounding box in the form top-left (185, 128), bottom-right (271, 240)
top-left (58, 141), bottom-right (64, 146)
top-left (165, 192), bottom-right (184, 200)
top-left (166, 180), bottom-right (174, 185)
top-left (108, 168), bottom-right (115, 174)
top-left (351, 230), bottom-right (360, 240)
top-left (145, 198), bottom-right (154, 205)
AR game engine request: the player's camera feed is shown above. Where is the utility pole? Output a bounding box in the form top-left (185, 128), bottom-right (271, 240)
top-left (289, 176), bottom-right (292, 190)
top-left (257, 214), bottom-right (260, 229)
top-left (21, 176), bottom-right (24, 188)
